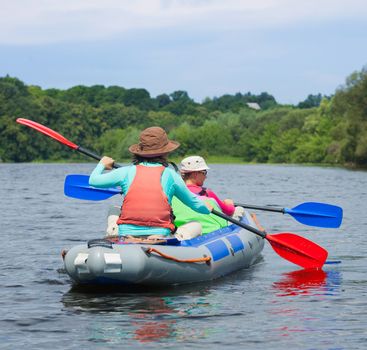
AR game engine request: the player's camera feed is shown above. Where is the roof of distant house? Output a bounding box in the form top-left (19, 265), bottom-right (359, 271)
top-left (246, 102), bottom-right (261, 110)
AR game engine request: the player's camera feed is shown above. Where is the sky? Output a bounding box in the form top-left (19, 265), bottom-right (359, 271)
top-left (1, 0), bottom-right (367, 104)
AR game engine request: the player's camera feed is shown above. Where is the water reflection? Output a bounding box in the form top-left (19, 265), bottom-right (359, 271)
top-left (269, 268), bottom-right (344, 345)
top-left (272, 269), bottom-right (341, 297)
top-left (61, 284), bottom-right (213, 343)
top-left (121, 296), bottom-right (179, 343)
top-left (60, 263), bottom-right (263, 344)
top-left (273, 269), bottom-right (327, 297)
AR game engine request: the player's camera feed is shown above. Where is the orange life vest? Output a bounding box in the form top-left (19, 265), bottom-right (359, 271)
top-left (117, 165), bottom-right (175, 231)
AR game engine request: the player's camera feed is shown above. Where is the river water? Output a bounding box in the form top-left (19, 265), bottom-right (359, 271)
top-left (0, 163), bottom-right (366, 349)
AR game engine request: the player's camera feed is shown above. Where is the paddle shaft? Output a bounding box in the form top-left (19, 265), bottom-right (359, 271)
top-left (77, 147), bottom-right (121, 168)
top-left (212, 209), bottom-right (266, 239)
top-left (234, 203), bottom-right (284, 214)
top-left (74, 148), bottom-right (179, 172)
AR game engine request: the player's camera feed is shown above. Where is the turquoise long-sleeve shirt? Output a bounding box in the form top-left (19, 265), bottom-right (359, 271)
top-left (89, 161), bottom-right (210, 236)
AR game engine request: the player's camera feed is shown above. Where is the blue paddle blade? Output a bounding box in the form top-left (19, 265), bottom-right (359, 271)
top-left (285, 202), bottom-right (343, 228)
top-left (64, 174), bottom-right (121, 201)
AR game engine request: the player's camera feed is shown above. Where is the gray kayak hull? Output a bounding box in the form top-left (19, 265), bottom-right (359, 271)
top-left (63, 211), bottom-right (265, 286)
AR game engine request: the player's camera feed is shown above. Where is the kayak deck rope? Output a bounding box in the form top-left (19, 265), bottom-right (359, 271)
top-left (61, 249), bottom-right (68, 260)
top-left (251, 213), bottom-right (265, 232)
top-left (145, 247), bottom-right (211, 264)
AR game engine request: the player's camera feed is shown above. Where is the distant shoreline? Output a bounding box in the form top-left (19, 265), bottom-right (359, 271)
top-left (2, 158), bottom-right (364, 170)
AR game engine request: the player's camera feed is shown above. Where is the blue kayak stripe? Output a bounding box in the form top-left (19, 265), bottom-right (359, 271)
top-left (182, 222), bottom-right (244, 247)
top-left (226, 234), bottom-right (245, 253)
top-left (205, 240), bottom-right (229, 261)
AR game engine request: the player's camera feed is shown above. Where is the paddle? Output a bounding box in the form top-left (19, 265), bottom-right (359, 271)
top-left (64, 174), bottom-right (342, 229)
top-left (234, 202), bottom-right (343, 228)
top-left (16, 118), bottom-right (122, 168)
top-left (211, 209), bottom-right (328, 269)
top-left (64, 174), bottom-right (121, 200)
top-left (64, 174), bottom-right (122, 201)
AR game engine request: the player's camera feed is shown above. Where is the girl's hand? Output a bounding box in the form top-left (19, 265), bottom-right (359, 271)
top-left (101, 156), bottom-right (115, 170)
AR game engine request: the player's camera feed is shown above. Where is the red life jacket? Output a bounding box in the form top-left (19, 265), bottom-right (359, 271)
top-left (117, 165), bottom-right (175, 231)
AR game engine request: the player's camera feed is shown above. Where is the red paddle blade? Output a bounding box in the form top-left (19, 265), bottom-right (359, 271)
top-left (266, 233), bottom-right (328, 269)
top-left (16, 118), bottom-right (78, 150)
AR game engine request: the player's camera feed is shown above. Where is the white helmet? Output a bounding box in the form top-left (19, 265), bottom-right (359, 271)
top-left (180, 156), bottom-right (210, 173)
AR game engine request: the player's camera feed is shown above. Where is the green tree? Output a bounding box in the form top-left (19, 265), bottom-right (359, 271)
top-left (123, 88), bottom-right (153, 110)
top-left (297, 93), bottom-right (324, 109)
top-left (330, 67), bottom-right (367, 166)
top-left (96, 127), bottom-right (141, 160)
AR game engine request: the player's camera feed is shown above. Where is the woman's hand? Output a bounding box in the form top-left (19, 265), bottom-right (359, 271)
top-left (223, 199), bottom-right (234, 206)
top-left (205, 202), bottom-right (214, 212)
top-left (100, 156), bottom-right (115, 170)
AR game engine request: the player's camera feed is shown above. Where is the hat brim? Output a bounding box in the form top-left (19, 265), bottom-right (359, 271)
top-left (129, 140), bottom-right (180, 157)
top-left (180, 165), bottom-right (210, 173)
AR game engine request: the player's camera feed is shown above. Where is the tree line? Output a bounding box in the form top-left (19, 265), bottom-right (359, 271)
top-left (0, 66), bottom-right (366, 167)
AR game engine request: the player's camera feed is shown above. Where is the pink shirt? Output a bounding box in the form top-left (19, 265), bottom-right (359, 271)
top-left (186, 184), bottom-right (235, 216)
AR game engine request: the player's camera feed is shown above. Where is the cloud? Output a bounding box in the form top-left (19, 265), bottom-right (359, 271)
top-left (1, 0), bottom-right (367, 45)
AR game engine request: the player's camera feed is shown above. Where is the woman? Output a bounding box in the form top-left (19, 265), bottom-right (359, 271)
top-left (171, 155), bottom-right (235, 235)
top-left (89, 127), bottom-right (211, 240)
top-left (180, 156), bottom-right (236, 216)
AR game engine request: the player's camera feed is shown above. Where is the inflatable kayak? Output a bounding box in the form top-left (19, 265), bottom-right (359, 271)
top-left (62, 211), bottom-right (264, 286)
